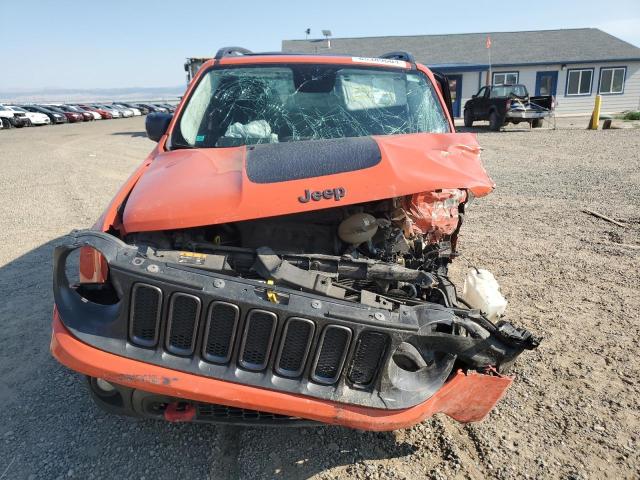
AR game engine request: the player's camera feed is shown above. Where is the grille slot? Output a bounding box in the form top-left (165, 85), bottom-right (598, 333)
top-left (275, 318), bottom-right (315, 377)
top-left (165, 293), bottom-right (201, 356)
top-left (311, 325), bottom-right (352, 385)
top-left (348, 331), bottom-right (388, 386)
top-left (202, 302), bottom-right (240, 363)
top-left (129, 283), bottom-right (162, 347)
top-left (239, 310), bottom-right (277, 371)
top-left (197, 403), bottom-right (299, 422)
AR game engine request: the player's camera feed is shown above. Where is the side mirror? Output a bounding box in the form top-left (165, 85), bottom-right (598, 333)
top-left (145, 112), bottom-right (173, 142)
top-left (472, 94), bottom-right (477, 99)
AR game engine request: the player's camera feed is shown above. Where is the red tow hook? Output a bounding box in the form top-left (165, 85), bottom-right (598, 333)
top-left (164, 402), bottom-right (196, 422)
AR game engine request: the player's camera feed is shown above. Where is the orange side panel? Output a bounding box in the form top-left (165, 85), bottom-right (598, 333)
top-left (93, 147), bottom-right (158, 232)
top-left (51, 310), bottom-right (512, 431)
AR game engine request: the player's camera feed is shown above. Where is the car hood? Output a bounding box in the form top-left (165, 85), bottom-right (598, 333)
top-left (121, 133), bottom-right (494, 233)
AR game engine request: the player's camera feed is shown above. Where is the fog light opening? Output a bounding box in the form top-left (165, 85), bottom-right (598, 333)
top-left (392, 352), bottom-right (421, 372)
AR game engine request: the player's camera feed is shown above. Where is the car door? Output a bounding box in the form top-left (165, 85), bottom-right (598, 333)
top-left (473, 87), bottom-right (489, 119)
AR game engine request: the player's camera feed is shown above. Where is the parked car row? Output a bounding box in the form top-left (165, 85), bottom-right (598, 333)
top-left (0, 102), bottom-right (176, 129)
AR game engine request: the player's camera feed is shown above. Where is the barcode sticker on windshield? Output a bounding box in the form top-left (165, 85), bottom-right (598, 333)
top-left (351, 57), bottom-right (409, 69)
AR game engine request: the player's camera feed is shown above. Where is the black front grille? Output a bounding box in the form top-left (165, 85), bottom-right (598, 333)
top-left (203, 302), bottom-right (239, 363)
top-left (276, 318), bottom-right (315, 377)
top-left (312, 326), bottom-right (352, 384)
top-left (166, 293), bottom-right (201, 355)
top-left (129, 283), bottom-right (162, 347)
top-left (239, 310), bottom-right (277, 370)
top-left (348, 331), bottom-right (388, 385)
top-left (127, 283), bottom-right (386, 392)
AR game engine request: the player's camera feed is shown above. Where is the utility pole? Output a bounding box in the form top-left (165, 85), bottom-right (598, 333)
top-left (486, 35), bottom-right (492, 85)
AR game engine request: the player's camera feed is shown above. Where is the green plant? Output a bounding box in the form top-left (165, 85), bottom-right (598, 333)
top-left (623, 111), bottom-right (640, 120)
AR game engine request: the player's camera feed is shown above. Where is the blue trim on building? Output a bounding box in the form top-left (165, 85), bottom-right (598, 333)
top-left (488, 58), bottom-right (640, 68)
top-left (535, 71), bottom-right (559, 96)
top-left (565, 67), bottom-right (595, 97)
top-left (597, 66), bottom-right (627, 95)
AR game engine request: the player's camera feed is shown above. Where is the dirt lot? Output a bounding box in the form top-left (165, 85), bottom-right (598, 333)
top-left (0, 118), bottom-right (638, 480)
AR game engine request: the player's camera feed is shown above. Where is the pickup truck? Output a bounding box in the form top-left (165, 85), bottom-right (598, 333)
top-left (463, 84), bottom-right (553, 131)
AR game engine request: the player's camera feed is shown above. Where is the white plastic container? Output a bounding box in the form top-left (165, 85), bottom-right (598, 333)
top-left (461, 269), bottom-right (508, 321)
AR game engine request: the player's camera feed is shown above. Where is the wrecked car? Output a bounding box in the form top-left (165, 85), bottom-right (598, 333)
top-left (51, 48), bottom-right (538, 430)
top-left (463, 83), bottom-right (554, 131)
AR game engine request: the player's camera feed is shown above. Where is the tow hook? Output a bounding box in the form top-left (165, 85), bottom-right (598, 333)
top-left (163, 402), bottom-right (196, 422)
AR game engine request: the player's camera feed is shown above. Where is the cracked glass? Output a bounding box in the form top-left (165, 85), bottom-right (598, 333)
top-left (172, 64), bottom-right (450, 149)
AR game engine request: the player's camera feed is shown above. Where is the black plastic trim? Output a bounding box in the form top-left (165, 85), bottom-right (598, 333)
top-left (311, 325), bottom-right (353, 385)
top-left (165, 292), bottom-right (202, 356)
top-left (214, 46), bottom-right (253, 60)
top-left (238, 309), bottom-right (278, 371)
top-left (274, 317), bottom-right (316, 378)
top-left (201, 301), bottom-right (240, 364)
top-left (129, 283), bottom-right (162, 348)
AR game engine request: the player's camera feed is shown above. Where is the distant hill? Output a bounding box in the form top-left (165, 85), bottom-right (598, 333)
top-left (0, 86), bottom-right (186, 103)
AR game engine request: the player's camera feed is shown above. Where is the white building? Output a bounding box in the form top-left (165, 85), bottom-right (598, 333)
top-left (283, 28), bottom-right (640, 117)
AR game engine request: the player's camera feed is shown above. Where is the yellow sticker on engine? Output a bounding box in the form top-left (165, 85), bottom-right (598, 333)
top-left (178, 252), bottom-right (207, 265)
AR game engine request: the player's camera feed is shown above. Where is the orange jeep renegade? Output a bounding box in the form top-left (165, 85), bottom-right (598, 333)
top-left (51, 48), bottom-right (538, 430)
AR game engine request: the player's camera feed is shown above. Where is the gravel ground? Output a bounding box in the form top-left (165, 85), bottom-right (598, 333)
top-left (0, 118), bottom-right (638, 479)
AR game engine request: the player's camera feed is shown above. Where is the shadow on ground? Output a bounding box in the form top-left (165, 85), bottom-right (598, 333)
top-left (457, 124), bottom-right (539, 134)
top-left (111, 131), bottom-right (148, 138)
top-left (0, 238), bottom-right (419, 479)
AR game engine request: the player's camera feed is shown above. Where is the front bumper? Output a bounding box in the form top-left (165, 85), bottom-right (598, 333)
top-left (51, 312), bottom-right (512, 430)
top-left (52, 230), bottom-right (535, 428)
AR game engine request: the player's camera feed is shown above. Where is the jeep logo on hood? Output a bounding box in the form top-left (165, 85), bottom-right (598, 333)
top-left (298, 187), bottom-right (346, 203)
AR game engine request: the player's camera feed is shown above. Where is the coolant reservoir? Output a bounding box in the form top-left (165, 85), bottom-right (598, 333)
top-left (461, 269), bottom-right (507, 321)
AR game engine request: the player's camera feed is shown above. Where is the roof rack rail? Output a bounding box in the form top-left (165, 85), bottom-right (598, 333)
top-left (214, 46), bottom-right (253, 60)
top-left (380, 51), bottom-right (416, 66)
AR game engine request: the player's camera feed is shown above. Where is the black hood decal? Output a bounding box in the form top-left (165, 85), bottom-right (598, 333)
top-left (246, 136), bottom-right (381, 184)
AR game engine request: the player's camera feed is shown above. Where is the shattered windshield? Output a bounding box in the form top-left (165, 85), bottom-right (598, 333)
top-left (171, 64), bottom-right (450, 148)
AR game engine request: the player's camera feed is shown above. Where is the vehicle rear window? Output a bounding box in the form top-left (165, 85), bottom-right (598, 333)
top-left (490, 85), bottom-right (528, 98)
top-left (171, 64), bottom-right (449, 149)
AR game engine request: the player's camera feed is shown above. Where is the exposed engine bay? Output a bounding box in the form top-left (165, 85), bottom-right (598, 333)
top-left (117, 188), bottom-right (539, 375)
top-left (127, 189), bottom-right (468, 312)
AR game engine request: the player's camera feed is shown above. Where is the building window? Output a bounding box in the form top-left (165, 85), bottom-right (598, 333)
top-left (493, 72), bottom-right (518, 85)
top-left (599, 67), bottom-right (626, 94)
top-left (566, 69), bottom-right (593, 96)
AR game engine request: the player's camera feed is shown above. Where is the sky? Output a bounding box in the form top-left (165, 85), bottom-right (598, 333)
top-left (1, 0), bottom-right (639, 90)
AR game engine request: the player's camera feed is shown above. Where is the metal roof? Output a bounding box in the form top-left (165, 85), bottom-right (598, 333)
top-left (282, 28), bottom-right (640, 67)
